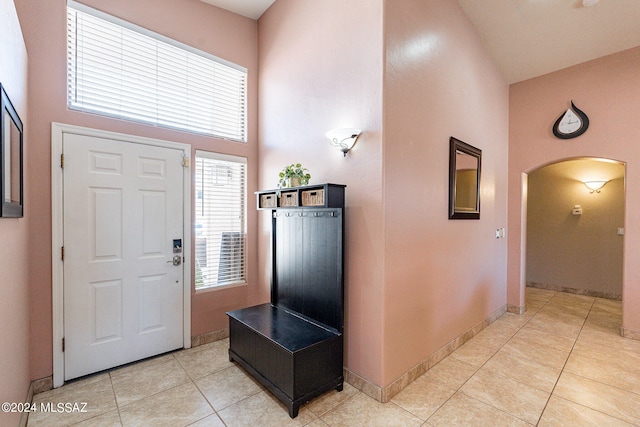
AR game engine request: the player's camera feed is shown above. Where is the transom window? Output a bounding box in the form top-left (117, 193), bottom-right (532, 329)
top-left (67, 0), bottom-right (247, 142)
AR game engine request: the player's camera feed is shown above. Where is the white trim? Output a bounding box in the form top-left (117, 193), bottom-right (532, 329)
top-left (51, 125), bottom-right (64, 388)
top-left (66, 1), bottom-right (248, 142)
top-left (51, 122), bottom-right (192, 388)
top-left (194, 281), bottom-right (247, 294)
top-left (193, 151), bottom-right (247, 290)
top-left (195, 150), bottom-right (248, 164)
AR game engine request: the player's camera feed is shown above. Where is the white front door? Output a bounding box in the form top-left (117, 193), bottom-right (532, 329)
top-left (62, 133), bottom-right (185, 380)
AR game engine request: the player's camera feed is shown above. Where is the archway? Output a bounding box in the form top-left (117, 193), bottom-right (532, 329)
top-left (524, 158), bottom-right (625, 301)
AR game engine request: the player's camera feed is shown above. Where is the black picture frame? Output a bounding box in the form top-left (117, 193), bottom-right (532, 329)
top-left (1, 83), bottom-right (24, 218)
top-left (449, 137), bottom-right (481, 220)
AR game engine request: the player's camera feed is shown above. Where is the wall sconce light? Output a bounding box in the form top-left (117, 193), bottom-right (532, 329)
top-left (325, 128), bottom-right (361, 156)
top-left (584, 180), bottom-right (608, 193)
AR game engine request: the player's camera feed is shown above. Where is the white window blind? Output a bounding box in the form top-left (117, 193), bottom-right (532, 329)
top-left (67, 1), bottom-right (247, 142)
top-left (195, 151), bottom-right (247, 289)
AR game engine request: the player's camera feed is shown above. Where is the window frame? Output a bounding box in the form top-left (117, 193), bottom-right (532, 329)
top-left (194, 150), bottom-right (247, 291)
top-left (67, 0), bottom-right (248, 142)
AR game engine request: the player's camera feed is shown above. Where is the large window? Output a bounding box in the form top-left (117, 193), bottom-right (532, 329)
top-left (195, 151), bottom-right (247, 289)
top-left (67, 1), bottom-right (247, 142)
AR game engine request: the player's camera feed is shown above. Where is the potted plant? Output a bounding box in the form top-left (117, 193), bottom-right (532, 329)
top-left (278, 163), bottom-right (311, 190)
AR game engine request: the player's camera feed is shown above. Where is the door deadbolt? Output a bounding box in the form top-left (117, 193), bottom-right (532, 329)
top-left (167, 255), bottom-right (182, 266)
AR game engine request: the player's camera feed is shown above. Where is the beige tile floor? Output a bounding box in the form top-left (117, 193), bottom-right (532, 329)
top-left (27, 289), bottom-right (640, 426)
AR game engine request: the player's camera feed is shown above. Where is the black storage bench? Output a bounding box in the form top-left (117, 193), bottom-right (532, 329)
top-left (227, 184), bottom-right (345, 418)
top-left (227, 304), bottom-right (343, 418)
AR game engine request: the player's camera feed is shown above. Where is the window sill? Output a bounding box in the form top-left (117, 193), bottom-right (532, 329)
top-left (195, 281), bottom-right (248, 294)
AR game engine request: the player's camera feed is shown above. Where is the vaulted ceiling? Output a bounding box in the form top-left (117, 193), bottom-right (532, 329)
top-left (200, 0), bottom-right (640, 84)
top-left (458, 0), bottom-right (640, 83)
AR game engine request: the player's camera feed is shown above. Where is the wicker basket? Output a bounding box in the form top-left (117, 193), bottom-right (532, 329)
top-left (260, 193), bottom-right (277, 209)
top-left (301, 189), bottom-right (325, 206)
top-left (279, 191), bottom-right (298, 207)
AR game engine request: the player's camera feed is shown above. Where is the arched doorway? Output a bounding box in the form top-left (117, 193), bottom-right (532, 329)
top-left (525, 158), bottom-right (625, 300)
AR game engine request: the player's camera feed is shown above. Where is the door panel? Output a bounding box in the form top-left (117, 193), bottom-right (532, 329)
top-left (63, 133), bottom-right (184, 380)
top-left (91, 188), bottom-right (122, 260)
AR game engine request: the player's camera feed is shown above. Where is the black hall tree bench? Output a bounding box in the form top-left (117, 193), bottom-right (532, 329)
top-left (227, 183), bottom-right (345, 418)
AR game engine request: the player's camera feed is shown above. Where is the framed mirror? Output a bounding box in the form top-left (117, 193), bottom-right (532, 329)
top-left (449, 137), bottom-right (481, 219)
top-left (1, 83), bottom-right (24, 218)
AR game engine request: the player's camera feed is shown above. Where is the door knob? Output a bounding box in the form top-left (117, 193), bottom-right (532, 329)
top-left (167, 255), bottom-right (182, 266)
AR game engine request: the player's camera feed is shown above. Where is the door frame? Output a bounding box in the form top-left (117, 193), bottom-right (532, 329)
top-left (51, 122), bottom-right (192, 388)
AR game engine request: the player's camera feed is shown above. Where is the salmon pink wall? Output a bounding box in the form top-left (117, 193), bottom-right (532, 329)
top-left (382, 0), bottom-right (508, 385)
top-left (509, 47), bottom-right (640, 334)
top-left (15, 0), bottom-right (259, 380)
top-left (258, 0), bottom-right (508, 390)
top-left (258, 0), bottom-right (385, 385)
top-left (0, 0), bottom-right (29, 424)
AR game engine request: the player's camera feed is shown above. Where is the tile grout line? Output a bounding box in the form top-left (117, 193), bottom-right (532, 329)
top-left (31, 294), bottom-right (632, 426)
top-left (463, 295), bottom-right (545, 426)
top-left (542, 295), bottom-right (640, 425)
top-left (110, 353), bottom-right (199, 426)
top-left (423, 294), bottom-right (547, 426)
top-left (532, 292), bottom-right (595, 426)
top-left (187, 363), bottom-right (216, 427)
top-left (544, 299), bottom-right (639, 426)
top-left (314, 388), bottom-right (368, 424)
top-left (447, 290), bottom-right (565, 425)
top-left (108, 372), bottom-right (125, 427)
top-left (188, 364), bottom-right (239, 427)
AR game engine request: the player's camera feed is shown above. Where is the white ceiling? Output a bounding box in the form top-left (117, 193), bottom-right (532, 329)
top-left (458, 0), bottom-right (640, 83)
top-left (200, 0), bottom-right (640, 84)
top-left (199, 0), bottom-right (274, 20)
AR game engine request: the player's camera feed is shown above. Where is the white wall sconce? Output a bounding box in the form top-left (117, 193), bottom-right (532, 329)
top-left (584, 180), bottom-right (608, 193)
top-left (325, 128), bottom-right (361, 156)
